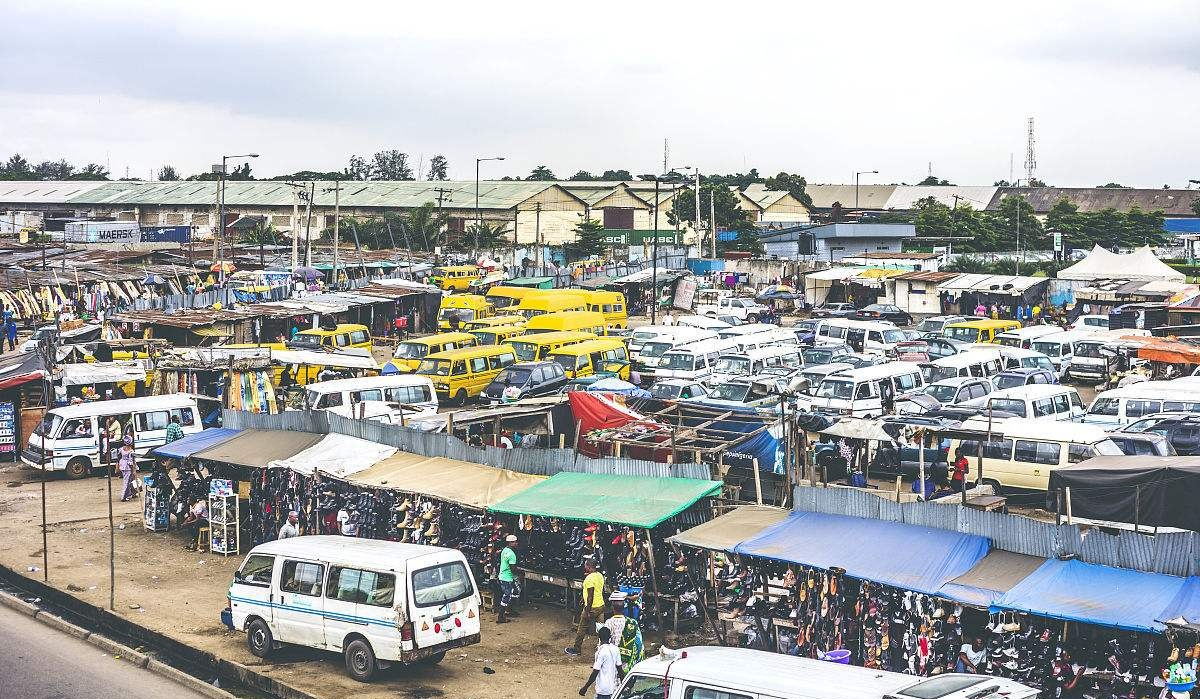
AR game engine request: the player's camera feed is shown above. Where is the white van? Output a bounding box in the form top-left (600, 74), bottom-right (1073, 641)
top-left (961, 383), bottom-right (1085, 420)
top-left (631, 327), bottom-right (719, 376)
top-left (717, 323), bottom-right (782, 341)
top-left (628, 325), bottom-right (678, 356)
top-left (22, 394), bottom-right (201, 479)
top-left (697, 295), bottom-right (767, 322)
top-left (229, 536), bottom-right (480, 682)
top-left (922, 349), bottom-right (1004, 384)
top-left (1066, 330), bottom-right (1151, 383)
top-left (995, 325), bottom-right (1063, 349)
top-left (656, 337), bottom-right (745, 382)
top-left (707, 345), bottom-right (805, 386)
top-left (673, 314), bottom-right (731, 331)
top-left (615, 646), bottom-right (1039, 699)
top-left (304, 376), bottom-right (438, 418)
top-left (982, 345), bottom-right (1057, 373)
top-left (813, 319), bottom-right (905, 356)
top-left (949, 418), bottom-right (1122, 492)
top-left (1030, 329), bottom-right (1098, 378)
top-left (1083, 382), bottom-right (1200, 426)
top-left (811, 361), bottom-right (925, 417)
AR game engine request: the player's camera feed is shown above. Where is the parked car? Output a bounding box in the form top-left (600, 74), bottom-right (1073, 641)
top-left (853, 303), bottom-right (913, 326)
top-left (791, 319), bottom-right (820, 346)
top-left (1071, 314), bottom-right (1110, 330)
top-left (801, 344), bottom-right (854, 367)
top-left (923, 377), bottom-right (993, 407)
top-left (648, 378), bottom-right (709, 401)
top-left (1123, 413), bottom-right (1200, 455)
top-left (1104, 430), bottom-right (1176, 456)
top-left (915, 314), bottom-right (979, 335)
top-left (687, 377), bottom-right (781, 409)
top-left (923, 337), bottom-right (969, 359)
top-left (480, 361), bottom-right (567, 403)
top-left (697, 296), bottom-right (768, 322)
top-left (810, 302), bottom-right (857, 319)
top-left (991, 368), bottom-right (1059, 391)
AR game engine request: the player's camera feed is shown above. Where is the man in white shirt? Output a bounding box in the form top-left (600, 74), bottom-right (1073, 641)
top-left (957, 636), bottom-right (987, 673)
top-left (278, 511), bottom-right (300, 539)
top-left (336, 506), bottom-right (358, 536)
top-left (578, 626), bottom-right (623, 699)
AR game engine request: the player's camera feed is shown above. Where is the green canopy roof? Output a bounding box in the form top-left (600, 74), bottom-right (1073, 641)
top-left (487, 472), bottom-right (722, 528)
top-left (504, 276), bottom-right (554, 288)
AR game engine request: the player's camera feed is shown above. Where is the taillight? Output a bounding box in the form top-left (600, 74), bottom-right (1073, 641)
top-left (433, 623), bottom-right (441, 633)
top-left (400, 622), bottom-right (414, 641)
top-left (454, 617), bottom-right (462, 627)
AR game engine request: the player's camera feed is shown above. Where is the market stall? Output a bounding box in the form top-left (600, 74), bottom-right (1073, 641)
top-left (1048, 456), bottom-right (1200, 531)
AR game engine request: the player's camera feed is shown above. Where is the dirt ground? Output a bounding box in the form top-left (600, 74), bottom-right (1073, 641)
top-left (0, 465), bottom-right (698, 699)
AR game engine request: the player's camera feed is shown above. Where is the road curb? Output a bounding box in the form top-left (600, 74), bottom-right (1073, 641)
top-left (35, 610), bottom-right (92, 639)
top-left (217, 658), bottom-right (323, 699)
top-left (87, 631), bottom-right (150, 668)
top-left (0, 589), bottom-right (39, 616)
top-left (147, 658), bottom-right (238, 699)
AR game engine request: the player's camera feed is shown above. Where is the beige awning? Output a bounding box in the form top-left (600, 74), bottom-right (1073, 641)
top-left (666, 505), bottom-right (789, 552)
top-left (192, 428), bottom-right (324, 467)
top-left (948, 549), bottom-right (1045, 593)
top-left (346, 452), bottom-right (545, 510)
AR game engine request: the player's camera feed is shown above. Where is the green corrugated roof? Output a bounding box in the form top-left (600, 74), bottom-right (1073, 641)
top-left (487, 472), bottom-right (722, 528)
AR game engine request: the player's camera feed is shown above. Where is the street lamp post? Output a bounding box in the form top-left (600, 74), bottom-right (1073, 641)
top-left (215, 153), bottom-right (259, 279)
top-left (854, 170), bottom-right (879, 210)
top-left (644, 171), bottom-right (686, 324)
top-left (475, 156), bottom-right (505, 254)
top-left (1012, 179), bottom-right (1027, 275)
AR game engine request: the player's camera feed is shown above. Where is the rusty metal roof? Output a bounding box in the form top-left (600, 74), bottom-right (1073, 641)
top-left (990, 187), bottom-right (1200, 216)
top-left (893, 270), bottom-right (960, 283)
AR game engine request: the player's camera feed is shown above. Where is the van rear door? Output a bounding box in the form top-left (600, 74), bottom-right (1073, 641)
top-left (407, 551), bottom-right (480, 652)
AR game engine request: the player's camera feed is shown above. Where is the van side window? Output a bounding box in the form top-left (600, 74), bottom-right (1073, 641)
top-left (169, 408), bottom-right (195, 427)
top-left (451, 361), bottom-right (467, 376)
top-left (335, 334), bottom-right (350, 348)
top-left (136, 410), bottom-right (170, 431)
top-left (1068, 444), bottom-right (1096, 463)
top-left (469, 357), bottom-right (488, 373)
top-left (983, 438), bottom-right (1013, 459)
top-left (1015, 440), bottom-right (1060, 465)
top-left (616, 675), bottom-right (665, 699)
top-left (350, 330), bottom-right (369, 344)
top-left (1091, 398), bottom-right (1119, 416)
top-left (237, 554), bottom-right (274, 587)
top-left (1052, 394), bottom-right (1070, 413)
top-left (895, 373), bottom-right (919, 392)
top-left (1033, 399), bottom-right (1055, 417)
top-left (498, 353), bottom-right (515, 367)
top-left (686, 688), bottom-right (753, 699)
top-left (1126, 400), bottom-right (1161, 418)
top-left (353, 389), bottom-right (383, 402)
top-left (280, 560), bottom-right (325, 596)
top-left (62, 418), bottom-right (93, 437)
top-left (327, 567), bottom-right (396, 607)
top-left (1069, 393), bottom-right (1084, 410)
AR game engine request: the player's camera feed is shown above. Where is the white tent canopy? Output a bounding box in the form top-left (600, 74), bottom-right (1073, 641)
top-left (267, 433), bottom-right (397, 478)
top-left (1058, 245), bottom-right (1184, 282)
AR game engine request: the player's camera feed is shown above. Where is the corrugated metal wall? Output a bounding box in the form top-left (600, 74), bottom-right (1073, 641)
top-left (223, 409), bottom-right (710, 480)
top-left (791, 485), bottom-right (1199, 577)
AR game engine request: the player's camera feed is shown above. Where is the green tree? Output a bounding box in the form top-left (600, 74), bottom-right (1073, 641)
top-left (370, 150), bottom-right (413, 180)
top-left (527, 165), bottom-right (556, 181)
top-left (345, 155), bottom-right (371, 180)
top-left (34, 159), bottom-right (74, 180)
top-left (984, 194), bottom-right (1045, 250)
top-left (719, 219), bottom-right (764, 255)
top-left (1190, 196), bottom-right (1200, 217)
top-left (600, 169), bottom-right (632, 180)
top-left (426, 155), bottom-right (449, 181)
top-left (465, 222), bottom-right (509, 250)
top-left (917, 175), bottom-right (954, 186)
top-left (763, 172), bottom-right (814, 208)
top-left (269, 170), bottom-right (345, 181)
top-left (157, 165), bottom-right (180, 181)
top-left (563, 219), bottom-right (610, 259)
top-left (669, 184), bottom-right (750, 229)
top-left (1097, 183), bottom-right (1128, 188)
top-left (568, 170), bottom-right (596, 181)
top-left (1, 154), bottom-right (33, 179)
top-left (71, 163), bottom-right (110, 180)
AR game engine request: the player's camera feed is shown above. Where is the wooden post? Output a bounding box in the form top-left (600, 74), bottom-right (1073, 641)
top-left (895, 475), bottom-right (902, 502)
top-left (1134, 484), bottom-right (1140, 533)
top-left (917, 430), bottom-right (926, 501)
top-left (1065, 486), bottom-right (1073, 525)
top-left (446, 412), bottom-right (455, 438)
top-left (752, 458), bottom-right (763, 505)
top-left (558, 433), bottom-right (565, 448)
top-left (572, 419), bottom-right (583, 467)
top-left (643, 531), bottom-right (665, 633)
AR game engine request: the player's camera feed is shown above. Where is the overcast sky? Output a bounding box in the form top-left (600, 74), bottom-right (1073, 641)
top-left (1, 1), bottom-right (1197, 188)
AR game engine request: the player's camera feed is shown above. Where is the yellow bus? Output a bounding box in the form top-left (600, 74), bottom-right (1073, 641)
top-left (438, 294), bottom-right (495, 330)
top-left (386, 332), bottom-right (479, 373)
top-left (465, 316), bottom-right (527, 346)
top-left (416, 344), bottom-right (518, 405)
top-left (429, 265), bottom-right (482, 291)
top-left (577, 290), bottom-right (628, 329)
top-left (548, 337), bottom-right (631, 380)
top-left (484, 285), bottom-right (539, 309)
top-left (512, 292), bottom-right (588, 319)
top-left (523, 310), bottom-right (608, 336)
top-left (506, 330), bottom-right (596, 362)
top-left (943, 319), bottom-right (1023, 344)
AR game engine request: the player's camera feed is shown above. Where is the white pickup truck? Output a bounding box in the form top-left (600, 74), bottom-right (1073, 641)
top-left (696, 296), bottom-right (767, 322)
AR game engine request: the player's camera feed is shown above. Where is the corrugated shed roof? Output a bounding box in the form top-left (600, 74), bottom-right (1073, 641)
top-left (805, 184), bottom-right (896, 209)
top-left (0, 180), bottom-right (111, 204)
top-left (990, 187), bottom-right (1200, 216)
top-left (884, 186), bottom-right (998, 211)
top-left (740, 183), bottom-right (792, 209)
top-left (895, 270), bottom-right (960, 283)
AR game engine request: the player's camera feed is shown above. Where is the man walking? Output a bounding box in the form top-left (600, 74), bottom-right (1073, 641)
top-left (578, 626), bottom-right (623, 699)
top-left (497, 534), bottom-right (519, 623)
top-left (4, 318), bottom-right (16, 353)
top-left (566, 559), bottom-right (606, 656)
top-left (164, 414), bottom-right (184, 444)
top-left (603, 591), bottom-right (644, 673)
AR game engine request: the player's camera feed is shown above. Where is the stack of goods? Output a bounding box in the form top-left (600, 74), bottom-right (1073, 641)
top-left (247, 468), bottom-right (318, 546)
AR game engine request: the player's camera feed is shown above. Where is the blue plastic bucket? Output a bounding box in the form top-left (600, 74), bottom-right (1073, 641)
top-left (823, 649), bottom-right (851, 664)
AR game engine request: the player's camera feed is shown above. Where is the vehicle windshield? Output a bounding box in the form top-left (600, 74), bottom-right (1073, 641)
top-left (471, 331), bottom-right (498, 345)
top-left (649, 383), bottom-right (681, 399)
top-left (494, 368), bottom-right (531, 387)
top-left (709, 383), bottom-right (751, 402)
top-left (551, 355), bottom-right (577, 374)
top-left (803, 348), bottom-right (837, 365)
top-left (415, 358), bottom-right (452, 376)
top-left (289, 333), bottom-right (324, 349)
top-left (993, 374), bottom-right (1027, 390)
top-left (926, 366), bottom-right (959, 383)
top-left (35, 414), bottom-right (62, 437)
top-left (640, 341), bottom-right (674, 358)
top-left (1020, 357), bottom-right (1052, 370)
top-left (393, 342), bottom-right (430, 359)
top-left (411, 561), bottom-right (474, 608)
top-left (816, 378), bottom-right (855, 399)
top-left (713, 356), bottom-right (751, 375)
top-left (987, 398), bottom-right (1027, 417)
top-left (1073, 342), bottom-right (1104, 358)
top-left (944, 326), bottom-right (980, 342)
top-left (917, 319), bottom-right (944, 332)
top-left (899, 675), bottom-right (987, 699)
top-left (795, 321), bottom-right (818, 333)
top-left (1124, 415), bottom-right (1172, 432)
top-left (1081, 317), bottom-right (1109, 327)
top-left (659, 353), bottom-right (696, 370)
top-left (1031, 341), bottom-right (1063, 357)
top-left (882, 330), bottom-right (906, 343)
top-left (509, 341), bottom-right (538, 362)
top-left (924, 384), bottom-right (961, 403)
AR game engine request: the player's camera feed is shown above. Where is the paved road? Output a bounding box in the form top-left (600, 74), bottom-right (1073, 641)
top-left (0, 603), bottom-right (211, 699)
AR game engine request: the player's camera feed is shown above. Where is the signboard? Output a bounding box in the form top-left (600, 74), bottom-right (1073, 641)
top-left (599, 229), bottom-right (682, 245)
top-left (1053, 230), bottom-right (1063, 252)
top-left (717, 230), bottom-right (738, 242)
top-left (61, 223), bottom-right (192, 244)
top-left (0, 402), bottom-right (13, 455)
top-left (673, 278), bottom-right (698, 310)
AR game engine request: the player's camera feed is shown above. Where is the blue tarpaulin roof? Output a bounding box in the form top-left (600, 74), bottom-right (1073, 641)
top-left (1158, 576), bottom-right (1200, 628)
top-left (152, 428), bottom-right (242, 459)
top-left (732, 511), bottom-right (990, 596)
top-left (991, 559), bottom-right (1188, 633)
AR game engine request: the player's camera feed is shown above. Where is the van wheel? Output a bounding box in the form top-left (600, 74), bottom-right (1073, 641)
top-left (65, 457), bottom-right (91, 480)
top-left (982, 479), bottom-right (1003, 496)
top-left (246, 618), bottom-right (273, 658)
top-left (454, 389), bottom-right (468, 406)
top-left (419, 651), bottom-right (446, 665)
top-left (345, 638), bottom-right (377, 682)
top-left (747, 314), bottom-right (759, 323)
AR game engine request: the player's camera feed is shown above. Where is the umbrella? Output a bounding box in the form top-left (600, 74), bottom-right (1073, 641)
top-left (586, 377), bottom-right (652, 398)
top-left (142, 274), bottom-right (166, 285)
top-left (210, 261), bottom-right (236, 274)
top-left (292, 266), bottom-right (324, 281)
top-left (756, 284), bottom-right (802, 300)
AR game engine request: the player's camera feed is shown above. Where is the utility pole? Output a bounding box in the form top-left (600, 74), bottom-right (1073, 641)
top-left (322, 182), bottom-right (343, 289)
top-left (710, 190), bottom-right (717, 259)
top-left (291, 184), bottom-right (300, 269)
top-left (693, 171), bottom-right (701, 253)
top-left (534, 203), bottom-right (543, 270)
top-left (303, 182), bottom-right (315, 267)
top-left (433, 187), bottom-right (453, 250)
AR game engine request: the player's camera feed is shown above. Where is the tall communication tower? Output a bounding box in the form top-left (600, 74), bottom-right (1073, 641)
top-left (663, 138), bottom-right (670, 174)
top-left (1023, 117), bottom-right (1037, 184)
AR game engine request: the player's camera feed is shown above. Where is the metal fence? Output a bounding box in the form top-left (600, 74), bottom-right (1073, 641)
top-left (223, 409), bottom-right (710, 480)
top-left (792, 485), bottom-right (1200, 577)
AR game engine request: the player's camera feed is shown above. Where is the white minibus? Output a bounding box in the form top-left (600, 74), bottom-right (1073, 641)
top-left (1083, 382), bottom-right (1200, 426)
top-left (707, 345), bottom-right (805, 386)
top-left (631, 326), bottom-right (718, 366)
top-left (655, 337), bottom-right (744, 382)
top-left (229, 536), bottom-right (480, 682)
top-left (22, 394), bottom-right (201, 479)
top-left (961, 383), bottom-right (1085, 420)
top-left (811, 361), bottom-right (925, 417)
top-left (1029, 329), bottom-right (1099, 378)
top-left (949, 418), bottom-right (1122, 492)
top-left (616, 646), bottom-right (1038, 699)
top-left (922, 349), bottom-right (1004, 384)
top-left (1066, 330), bottom-right (1151, 383)
top-left (814, 319), bottom-right (905, 356)
top-left (304, 376), bottom-right (438, 418)
top-left (995, 325), bottom-right (1062, 349)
